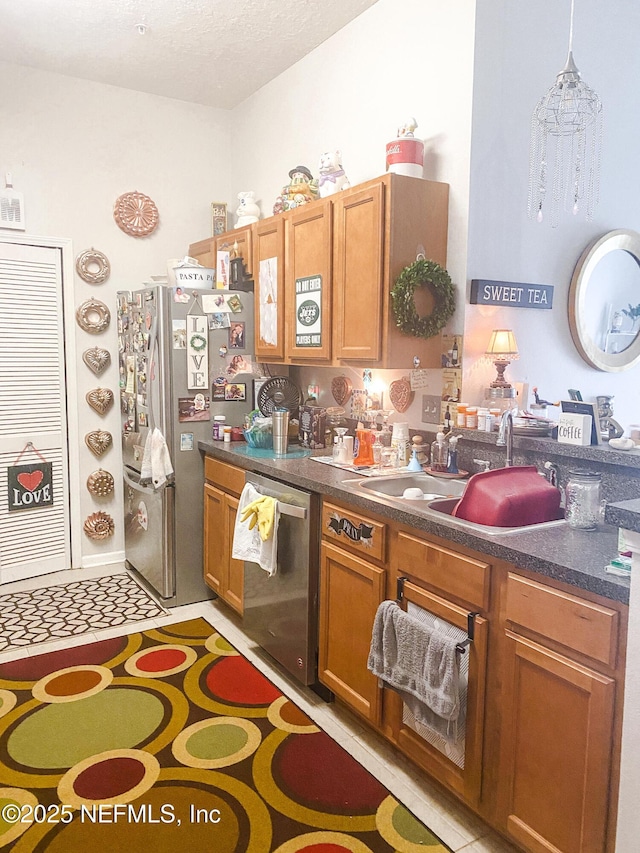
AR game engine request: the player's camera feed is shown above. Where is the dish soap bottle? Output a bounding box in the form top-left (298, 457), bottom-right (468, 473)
top-left (353, 422), bottom-right (375, 466)
top-left (430, 431), bottom-right (448, 473)
top-left (447, 435), bottom-right (460, 474)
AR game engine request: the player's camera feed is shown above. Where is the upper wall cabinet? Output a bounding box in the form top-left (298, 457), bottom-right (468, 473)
top-left (253, 215), bottom-right (286, 361)
top-left (333, 174), bottom-right (449, 368)
top-left (285, 198), bottom-right (334, 363)
top-left (189, 174), bottom-right (449, 369)
top-left (188, 224), bottom-right (254, 283)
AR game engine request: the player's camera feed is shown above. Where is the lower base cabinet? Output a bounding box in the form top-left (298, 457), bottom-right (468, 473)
top-left (317, 496), bottom-right (627, 853)
top-left (319, 539), bottom-right (386, 725)
top-left (203, 457), bottom-right (245, 616)
top-left (497, 632), bottom-right (615, 853)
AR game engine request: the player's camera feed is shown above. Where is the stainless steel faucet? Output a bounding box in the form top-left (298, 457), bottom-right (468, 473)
top-left (496, 409), bottom-right (515, 467)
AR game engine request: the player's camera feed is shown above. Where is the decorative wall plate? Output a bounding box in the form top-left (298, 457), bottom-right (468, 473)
top-left (331, 375), bottom-right (353, 407)
top-left (86, 388), bottom-right (114, 415)
top-left (114, 190), bottom-right (159, 237)
top-left (76, 247), bottom-right (111, 284)
top-left (85, 430), bottom-right (113, 457)
top-left (86, 469), bottom-right (115, 497)
top-left (389, 376), bottom-right (414, 413)
top-left (83, 347), bottom-right (111, 375)
top-left (83, 511), bottom-right (115, 540)
top-left (76, 299), bottom-right (111, 334)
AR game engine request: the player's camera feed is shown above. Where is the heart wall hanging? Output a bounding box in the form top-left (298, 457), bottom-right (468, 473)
top-left (389, 376), bottom-right (414, 413)
top-left (85, 430), bottom-right (113, 457)
top-left (86, 388), bottom-right (114, 416)
top-left (83, 347), bottom-right (111, 376)
top-left (7, 462), bottom-right (54, 512)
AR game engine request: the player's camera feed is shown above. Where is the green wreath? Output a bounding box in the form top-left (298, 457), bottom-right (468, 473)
top-left (391, 259), bottom-right (455, 339)
top-left (189, 333), bottom-right (207, 352)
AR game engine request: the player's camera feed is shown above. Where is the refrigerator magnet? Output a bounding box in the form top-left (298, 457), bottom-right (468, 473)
top-left (227, 294), bottom-right (243, 313)
top-left (219, 345), bottom-right (228, 358)
top-left (172, 320), bottom-right (187, 349)
top-left (180, 433), bottom-right (194, 451)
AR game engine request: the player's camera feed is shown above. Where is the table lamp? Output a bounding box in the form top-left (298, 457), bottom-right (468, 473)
top-left (486, 329), bottom-right (519, 388)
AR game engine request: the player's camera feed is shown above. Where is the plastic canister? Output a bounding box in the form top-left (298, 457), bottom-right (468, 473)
top-left (212, 415), bottom-right (226, 440)
top-left (456, 403), bottom-right (468, 428)
top-left (391, 422), bottom-right (410, 466)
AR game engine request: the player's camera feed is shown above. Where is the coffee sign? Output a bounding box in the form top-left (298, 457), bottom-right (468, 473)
top-left (8, 462), bottom-right (53, 512)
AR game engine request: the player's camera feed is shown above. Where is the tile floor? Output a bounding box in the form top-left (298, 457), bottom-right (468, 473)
top-left (0, 563), bottom-right (520, 853)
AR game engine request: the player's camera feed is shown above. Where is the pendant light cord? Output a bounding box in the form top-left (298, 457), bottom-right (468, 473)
top-left (568, 0), bottom-right (575, 53)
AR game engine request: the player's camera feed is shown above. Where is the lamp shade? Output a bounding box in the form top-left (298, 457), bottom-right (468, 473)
top-left (486, 329), bottom-right (519, 359)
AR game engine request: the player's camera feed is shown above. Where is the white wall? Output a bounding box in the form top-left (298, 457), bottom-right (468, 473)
top-left (230, 0), bottom-right (476, 341)
top-left (0, 61), bottom-right (232, 564)
top-left (465, 0), bottom-right (640, 428)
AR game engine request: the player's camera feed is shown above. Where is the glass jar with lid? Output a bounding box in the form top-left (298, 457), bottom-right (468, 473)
top-left (565, 470), bottom-right (605, 530)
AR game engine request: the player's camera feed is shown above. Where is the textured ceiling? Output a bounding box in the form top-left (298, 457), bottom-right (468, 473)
top-left (0, 0), bottom-right (379, 109)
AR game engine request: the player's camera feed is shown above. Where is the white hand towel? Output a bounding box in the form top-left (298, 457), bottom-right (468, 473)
top-left (232, 482), bottom-right (280, 576)
top-left (140, 428), bottom-right (174, 488)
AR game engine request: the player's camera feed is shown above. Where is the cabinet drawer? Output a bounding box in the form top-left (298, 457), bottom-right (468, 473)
top-left (322, 501), bottom-right (386, 563)
top-left (204, 456), bottom-right (244, 496)
top-left (505, 573), bottom-right (619, 668)
top-left (395, 531), bottom-right (490, 611)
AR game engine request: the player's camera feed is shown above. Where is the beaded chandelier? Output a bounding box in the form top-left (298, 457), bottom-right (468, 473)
top-left (528, 0), bottom-right (602, 227)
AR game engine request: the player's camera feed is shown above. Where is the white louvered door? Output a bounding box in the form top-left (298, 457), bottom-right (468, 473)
top-left (0, 242), bottom-right (71, 582)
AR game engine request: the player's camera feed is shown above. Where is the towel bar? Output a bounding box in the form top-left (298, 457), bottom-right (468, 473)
top-left (396, 576), bottom-right (478, 655)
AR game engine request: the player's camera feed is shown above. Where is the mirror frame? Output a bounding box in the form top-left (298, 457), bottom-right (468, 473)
top-left (569, 228), bottom-right (640, 372)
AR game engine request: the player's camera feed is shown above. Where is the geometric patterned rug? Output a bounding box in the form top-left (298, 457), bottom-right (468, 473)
top-left (0, 573), bottom-right (167, 652)
top-left (0, 617), bottom-right (452, 851)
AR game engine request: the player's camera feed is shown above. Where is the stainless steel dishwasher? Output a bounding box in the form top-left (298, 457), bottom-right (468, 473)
top-left (242, 471), bottom-right (321, 687)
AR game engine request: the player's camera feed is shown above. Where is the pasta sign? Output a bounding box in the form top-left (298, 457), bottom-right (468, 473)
top-left (8, 463), bottom-right (54, 512)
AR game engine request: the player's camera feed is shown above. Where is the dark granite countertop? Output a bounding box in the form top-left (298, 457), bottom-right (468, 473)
top-left (605, 499), bottom-right (640, 534)
top-left (200, 441), bottom-right (630, 605)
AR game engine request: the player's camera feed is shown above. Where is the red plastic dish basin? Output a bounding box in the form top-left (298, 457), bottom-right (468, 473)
top-left (451, 466), bottom-right (562, 527)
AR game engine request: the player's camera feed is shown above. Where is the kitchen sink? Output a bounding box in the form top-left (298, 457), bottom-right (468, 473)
top-left (425, 497), bottom-right (566, 536)
top-left (341, 472), bottom-right (566, 536)
top-left (353, 473), bottom-right (467, 500)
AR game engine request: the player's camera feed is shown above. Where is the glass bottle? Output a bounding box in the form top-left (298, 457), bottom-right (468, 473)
top-left (430, 431), bottom-right (448, 473)
top-left (565, 471), bottom-right (605, 530)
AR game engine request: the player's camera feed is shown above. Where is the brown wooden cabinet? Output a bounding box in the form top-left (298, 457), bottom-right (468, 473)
top-left (319, 501), bottom-right (388, 725)
top-left (284, 198), bottom-right (333, 362)
top-left (188, 224), bottom-right (254, 285)
top-left (203, 457), bottom-right (245, 616)
top-left (388, 529), bottom-right (490, 806)
top-left (253, 214), bottom-right (286, 361)
top-left (332, 174), bottom-right (449, 367)
top-left (495, 572), bottom-right (624, 853)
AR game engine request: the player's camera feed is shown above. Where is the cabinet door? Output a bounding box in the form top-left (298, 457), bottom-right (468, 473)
top-left (333, 182), bottom-right (384, 361)
top-left (285, 198), bottom-right (332, 361)
top-left (319, 540), bottom-right (386, 725)
top-left (188, 237), bottom-right (215, 269)
top-left (389, 580), bottom-right (488, 807)
top-left (253, 215), bottom-right (285, 361)
top-left (224, 494), bottom-right (244, 616)
top-left (215, 225), bottom-right (253, 277)
top-left (203, 482), bottom-right (226, 597)
top-left (497, 631), bottom-right (615, 853)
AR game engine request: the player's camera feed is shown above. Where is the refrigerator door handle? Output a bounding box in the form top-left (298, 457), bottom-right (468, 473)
top-left (123, 466), bottom-right (172, 495)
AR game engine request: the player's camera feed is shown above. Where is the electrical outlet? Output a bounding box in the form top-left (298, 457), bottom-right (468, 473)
top-left (422, 394), bottom-right (441, 424)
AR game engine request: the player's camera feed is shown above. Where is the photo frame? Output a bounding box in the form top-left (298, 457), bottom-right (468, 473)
top-left (229, 321), bottom-right (245, 349)
top-left (560, 400), bottom-right (600, 445)
top-left (224, 382), bottom-right (246, 402)
top-left (211, 202), bottom-right (228, 236)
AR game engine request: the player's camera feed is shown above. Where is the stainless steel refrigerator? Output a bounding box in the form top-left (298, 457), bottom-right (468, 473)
top-left (116, 283), bottom-right (255, 606)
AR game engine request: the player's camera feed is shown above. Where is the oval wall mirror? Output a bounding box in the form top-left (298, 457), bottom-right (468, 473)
top-left (569, 229), bottom-right (640, 372)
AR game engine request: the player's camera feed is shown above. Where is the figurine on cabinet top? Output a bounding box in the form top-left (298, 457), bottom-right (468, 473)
top-left (317, 150), bottom-right (350, 198)
top-left (273, 166), bottom-right (319, 214)
top-left (235, 192), bottom-right (261, 227)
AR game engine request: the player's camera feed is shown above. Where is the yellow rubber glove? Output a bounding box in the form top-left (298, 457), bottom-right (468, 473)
top-left (240, 497), bottom-right (267, 530)
top-left (255, 496), bottom-right (276, 541)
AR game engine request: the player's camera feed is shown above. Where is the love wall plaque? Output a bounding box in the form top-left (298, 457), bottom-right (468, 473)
top-left (8, 462), bottom-right (53, 512)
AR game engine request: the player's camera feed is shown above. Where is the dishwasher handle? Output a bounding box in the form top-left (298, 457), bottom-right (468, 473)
top-left (279, 502), bottom-right (307, 520)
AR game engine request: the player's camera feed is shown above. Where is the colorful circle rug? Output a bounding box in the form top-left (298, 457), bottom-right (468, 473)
top-left (0, 618), bottom-right (452, 851)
